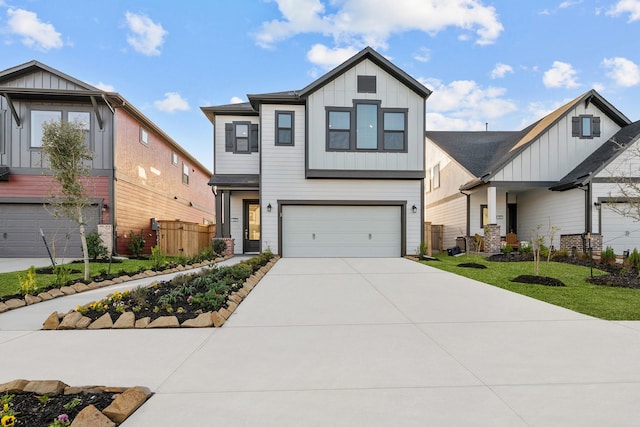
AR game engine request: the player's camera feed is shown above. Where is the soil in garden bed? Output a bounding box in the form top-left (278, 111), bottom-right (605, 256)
top-left (457, 263), bottom-right (487, 269)
top-left (511, 275), bottom-right (566, 287)
top-left (10, 391), bottom-right (117, 426)
top-left (587, 269), bottom-right (640, 289)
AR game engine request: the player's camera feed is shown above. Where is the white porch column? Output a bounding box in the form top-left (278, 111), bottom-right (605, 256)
top-left (487, 186), bottom-right (497, 224)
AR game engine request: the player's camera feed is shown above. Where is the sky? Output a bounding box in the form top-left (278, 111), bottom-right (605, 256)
top-left (1, 0), bottom-right (640, 172)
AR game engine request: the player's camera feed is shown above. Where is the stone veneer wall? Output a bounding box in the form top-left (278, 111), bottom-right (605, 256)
top-left (213, 238), bottom-right (234, 256)
top-left (560, 233), bottom-right (602, 254)
top-left (484, 224), bottom-right (501, 253)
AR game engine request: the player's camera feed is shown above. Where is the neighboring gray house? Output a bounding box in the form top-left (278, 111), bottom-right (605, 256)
top-left (426, 89), bottom-right (640, 254)
top-left (202, 47), bottom-right (431, 257)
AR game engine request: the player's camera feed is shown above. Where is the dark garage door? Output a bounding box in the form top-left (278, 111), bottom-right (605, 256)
top-left (0, 203), bottom-right (100, 258)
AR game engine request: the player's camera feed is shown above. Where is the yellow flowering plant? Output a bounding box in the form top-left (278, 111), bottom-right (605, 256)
top-left (0, 394), bottom-right (17, 427)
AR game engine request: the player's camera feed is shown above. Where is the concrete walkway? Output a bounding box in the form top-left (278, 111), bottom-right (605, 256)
top-left (2, 258), bottom-right (640, 425)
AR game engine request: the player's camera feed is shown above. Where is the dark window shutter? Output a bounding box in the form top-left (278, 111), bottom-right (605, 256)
top-left (225, 123), bottom-right (233, 152)
top-left (571, 117), bottom-right (580, 137)
top-left (592, 117), bottom-right (601, 137)
top-left (250, 124), bottom-right (259, 152)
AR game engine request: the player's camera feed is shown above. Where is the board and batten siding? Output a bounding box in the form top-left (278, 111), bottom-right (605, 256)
top-left (515, 189), bottom-right (584, 244)
top-left (213, 115), bottom-right (259, 175)
top-left (2, 69), bottom-right (88, 91)
top-left (259, 104), bottom-right (422, 255)
top-left (306, 58), bottom-right (424, 172)
top-left (493, 103), bottom-right (621, 182)
top-left (1, 98), bottom-right (113, 170)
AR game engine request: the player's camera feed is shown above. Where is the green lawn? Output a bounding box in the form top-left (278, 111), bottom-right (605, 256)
top-left (423, 253), bottom-right (640, 320)
top-left (0, 259), bottom-right (158, 298)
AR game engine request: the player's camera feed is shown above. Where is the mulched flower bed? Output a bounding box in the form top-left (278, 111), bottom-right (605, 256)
top-left (457, 263), bottom-right (487, 269)
top-left (511, 275), bottom-right (566, 287)
top-left (75, 252), bottom-right (274, 324)
top-left (7, 391), bottom-right (117, 426)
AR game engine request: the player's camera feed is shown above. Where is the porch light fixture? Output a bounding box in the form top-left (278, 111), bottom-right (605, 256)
top-left (412, 204), bottom-right (417, 213)
top-left (267, 203), bottom-right (272, 212)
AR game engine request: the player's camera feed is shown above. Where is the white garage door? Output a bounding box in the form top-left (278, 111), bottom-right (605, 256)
top-left (601, 204), bottom-right (640, 254)
top-left (282, 205), bottom-right (402, 257)
top-left (0, 203), bottom-right (100, 258)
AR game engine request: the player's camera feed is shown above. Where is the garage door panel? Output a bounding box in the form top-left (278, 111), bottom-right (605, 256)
top-left (601, 204), bottom-right (640, 254)
top-left (0, 204), bottom-right (99, 257)
top-left (282, 205), bottom-right (401, 258)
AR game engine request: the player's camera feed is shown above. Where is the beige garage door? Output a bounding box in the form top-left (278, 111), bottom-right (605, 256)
top-left (282, 205), bottom-right (401, 257)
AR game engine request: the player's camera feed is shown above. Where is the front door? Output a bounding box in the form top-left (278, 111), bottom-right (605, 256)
top-left (243, 200), bottom-right (260, 253)
top-left (508, 203), bottom-right (517, 234)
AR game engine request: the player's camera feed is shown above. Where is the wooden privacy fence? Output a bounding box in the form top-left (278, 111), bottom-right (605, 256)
top-left (158, 220), bottom-right (216, 257)
top-left (424, 222), bottom-right (444, 255)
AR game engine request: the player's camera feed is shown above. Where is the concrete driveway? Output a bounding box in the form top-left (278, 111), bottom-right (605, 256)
top-left (3, 257), bottom-right (640, 425)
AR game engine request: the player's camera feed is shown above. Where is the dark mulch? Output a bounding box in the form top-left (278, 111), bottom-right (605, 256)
top-left (34, 267), bottom-right (82, 275)
top-left (587, 269), bottom-right (640, 289)
top-left (10, 391), bottom-right (117, 426)
top-left (488, 253), bottom-right (534, 262)
top-left (511, 275), bottom-right (566, 287)
top-left (457, 263), bottom-right (487, 269)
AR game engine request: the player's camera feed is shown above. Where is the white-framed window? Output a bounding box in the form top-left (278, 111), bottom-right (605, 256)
top-left (572, 115), bottom-right (601, 139)
top-left (140, 127), bottom-right (149, 145)
top-left (172, 151), bottom-right (178, 165)
top-left (30, 110), bottom-right (62, 148)
top-left (182, 162), bottom-right (189, 185)
top-left (433, 163), bottom-right (440, 189)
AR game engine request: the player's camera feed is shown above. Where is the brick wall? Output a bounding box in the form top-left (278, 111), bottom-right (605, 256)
top-left (560, 233), bottom-right (602, 254)
top-left (485, 224), bottom-right (501, 253)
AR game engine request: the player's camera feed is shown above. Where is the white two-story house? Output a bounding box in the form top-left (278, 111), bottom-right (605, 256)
top-left (202, 47), bottom-right (431, 257)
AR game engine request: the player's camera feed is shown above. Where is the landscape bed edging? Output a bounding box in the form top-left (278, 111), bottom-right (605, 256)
top-left (41, 257), bottom-right (279, 330)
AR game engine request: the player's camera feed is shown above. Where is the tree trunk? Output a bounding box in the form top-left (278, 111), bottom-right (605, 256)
top-left (78, 208), bottom-right (90, 281)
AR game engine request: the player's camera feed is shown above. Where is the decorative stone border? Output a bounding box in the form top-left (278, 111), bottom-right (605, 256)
top-left (0, 379), bottom-right (152, 426)
top-left (0, 257), bottom-right (232, 315)
top-left (42, 257), bottom-right (279, 330)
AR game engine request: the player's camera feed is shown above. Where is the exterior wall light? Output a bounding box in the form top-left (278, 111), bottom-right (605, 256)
top-left (267, 203), bottom-right (272, 212)
top-left (412, 204), bottom-right (417, 213)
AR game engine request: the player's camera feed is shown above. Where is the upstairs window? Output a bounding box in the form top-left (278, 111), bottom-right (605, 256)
top-left (224, 122), bottom-right (259, 153)
top-left (275, 111), bottom-right (294, 146)
top-left (31, 110), bottom-right (62, 148)
top-left (327, 109), bottom-right (351, 150)
top-left (383, 111), bottom-right (407, 151)
top-left (172, 151), bottom-right (178, 165)
top-left (182, 162), bottom-right (189, 185)
top-left (356, 103), bottom-right (378, 149)
top-left (433, 163), bottom-right (440, 189)
top-left (327, 102), bottom-right (407, 152)
top-left (68, 111), bottom-right (91, 147)
top-left (140, 127), bottom-right (149, 145)
top-left (572, 115), bottom-right (601, 139)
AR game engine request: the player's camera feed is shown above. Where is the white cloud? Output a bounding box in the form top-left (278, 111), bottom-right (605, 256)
top-left (154, 92), bottom-right (189, 113)
top-left (125, 11), bottom-right (167, 56)
top-left (413, 47), bottom-right (430, 63)
top-left (6, 8), bottom-right (63, 51)
top-left (491, 63), bottom-right (514, 79)
top-left (306, 44), bottom-right (359, 69)
top-left (603, 57), bottom-right (640, 87)
top-left (559, 0), bottom-right (583, 9)
top-left (543, 61), bottom-right (579, 88)
top-left (423, 78), bottom-right (517, 130)
top-left (255, 0), bottom-right (504, 49)
top-left (92, 82), bottom-right (115, 92)
top-left (230, 96), bottom-right (245, 104)
top-left (607, 0), bottom-right (640, 21)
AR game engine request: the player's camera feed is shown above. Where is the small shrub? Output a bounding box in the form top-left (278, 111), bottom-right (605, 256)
top-left (500, 244), bottom-right (513, 254)
top-left (211, 239), bottom-right (227, 256)
top-left (520, 242), bottom-right (532, 254)
top-left (86, 229), bottom-right (108, 260)
top-left (174, 254), bottom-right (189, 266)
top-left (600, 246), bottom-right (616, 265)
top-left (149, 245), bottom-right (167, 270)
top-left (127, 229), bottom-right (146, 258)
top-left (629, 248), bottom-right (640, 270)
top-left (417, 241), bottom-right (428, 258)
top-left (552, 248), bottom-right (569, 259)
top-left (53, 265), bottom-right (70, 288)
top-left (18, 266), bottom-right (38, 295)
top-left (129, 286), bottom-right (149, 306)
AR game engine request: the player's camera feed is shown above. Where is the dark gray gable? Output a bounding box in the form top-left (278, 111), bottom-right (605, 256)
top-left (0, 60), bottom-right (98, 91)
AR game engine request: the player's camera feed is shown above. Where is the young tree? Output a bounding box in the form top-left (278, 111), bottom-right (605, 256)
top-left (605, 136), bottom-right (640, 221)
top-left (41, 119), bottom-right (93, 281)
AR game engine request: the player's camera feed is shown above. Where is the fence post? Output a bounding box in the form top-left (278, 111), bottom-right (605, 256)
top-left (425, 221), bottom-right (432, 257)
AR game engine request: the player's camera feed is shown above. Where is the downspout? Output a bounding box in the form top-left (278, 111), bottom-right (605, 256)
top-left (109, 106), bottom-right (117, 255)
top-left (586, 180), bottom-right (592, 234)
